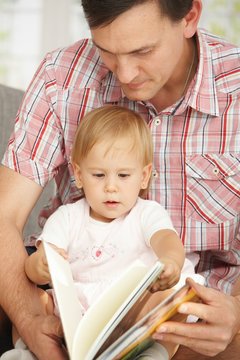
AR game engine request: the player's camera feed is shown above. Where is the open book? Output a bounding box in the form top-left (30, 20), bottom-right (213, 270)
top-left (43, 242), bottom-right (200, 360)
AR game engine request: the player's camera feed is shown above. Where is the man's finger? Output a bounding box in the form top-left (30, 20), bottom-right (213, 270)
top-left (154, 329), bottom-right (227, 357)
top-left (43, 315), bottom-right (64, 338)
top-left (185, 278), bottom-right (220, 304)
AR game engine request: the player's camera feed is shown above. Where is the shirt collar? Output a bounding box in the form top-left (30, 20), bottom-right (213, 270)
top-left (185, 28), bottom-right (219, 117)
top-left (163, 29), bottom-right (220, 117)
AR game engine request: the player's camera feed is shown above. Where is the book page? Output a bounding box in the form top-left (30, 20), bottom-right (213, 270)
top-left (44, 241), bottom-right (164, 360)
top-left (97, 285), bottom-right (200, 360)
top-left (93, 285), bottom-right (165, 357)
top-left (43, 242), bottom-right (83, 358)
top-left (72, 261), bottom-right (164, 360)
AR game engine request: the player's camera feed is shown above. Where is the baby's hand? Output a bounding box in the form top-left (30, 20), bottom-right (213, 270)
top-left (49, 243), bottom-right (68, 260)
top-left (151, 258), bottom-right (181, 292)
top-left (32, 243), bottom-right (68, 284)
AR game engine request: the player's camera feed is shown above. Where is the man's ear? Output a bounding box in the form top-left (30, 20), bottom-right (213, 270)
top-left (141, 163), bottom-right (152, 189)
top-left (72, 163), bottom-right (83, 189)
top-left (183, 0), bottom-right (202, 39)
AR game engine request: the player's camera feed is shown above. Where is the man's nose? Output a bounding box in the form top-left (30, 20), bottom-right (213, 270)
top-left (115, 56), bottom-right (138, 84)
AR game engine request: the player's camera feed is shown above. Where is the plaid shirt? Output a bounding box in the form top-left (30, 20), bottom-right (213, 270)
top-left (2, 29), bottom-right (240, 294)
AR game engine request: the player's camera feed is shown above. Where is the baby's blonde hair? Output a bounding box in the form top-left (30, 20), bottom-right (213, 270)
top-left (71, 105), bottom-right (153, 167)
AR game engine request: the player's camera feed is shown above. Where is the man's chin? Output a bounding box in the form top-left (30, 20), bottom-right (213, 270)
top-left (121, 83), bottom-right (157, 102)
top-left (121, 88), bottom-right (150, 102)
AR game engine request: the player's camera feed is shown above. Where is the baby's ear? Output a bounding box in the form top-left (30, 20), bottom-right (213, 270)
top-left (141, 163), bottom-right (152, 189)
top-left (73, 163), bottom-right (83, 189)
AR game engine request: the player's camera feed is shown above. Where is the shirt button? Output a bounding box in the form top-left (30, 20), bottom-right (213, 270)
top-left (213, 167), bottom-right (219, 175)
top-left (155, 118), bottom-right (161, 126)
top-left (152, 170), bottom-right (158, 178)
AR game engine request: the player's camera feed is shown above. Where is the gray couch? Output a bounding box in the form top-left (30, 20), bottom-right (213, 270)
top-left (0, 84), bottom-right (23, 155)
top-left (0, 84), bottom-right (54, 353)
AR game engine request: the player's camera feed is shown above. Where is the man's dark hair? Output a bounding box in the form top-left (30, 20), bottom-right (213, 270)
top-left (81, 0), bottom-right (193, 28)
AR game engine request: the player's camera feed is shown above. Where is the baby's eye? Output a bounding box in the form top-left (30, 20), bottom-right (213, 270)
top-left (118, 173), bottom-right (130, 178)
top-left (93, 173), bottom-right (104, 178)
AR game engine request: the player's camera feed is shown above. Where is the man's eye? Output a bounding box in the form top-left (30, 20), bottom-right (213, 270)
top-left (137, 48), bottom-right (152, 55)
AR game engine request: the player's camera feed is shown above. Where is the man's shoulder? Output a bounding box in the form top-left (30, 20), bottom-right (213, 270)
top-left (200, 28), bottom-right (240, 52)
top-left (44, 38), bottom-right (110, 90)
top-left (199, 29), bottom-right (240, 94)
top-left (49, 38), bottom-right (98, 64)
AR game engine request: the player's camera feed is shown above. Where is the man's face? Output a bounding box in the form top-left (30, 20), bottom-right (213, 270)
top-left (91, 1), bottom-right (187, 102)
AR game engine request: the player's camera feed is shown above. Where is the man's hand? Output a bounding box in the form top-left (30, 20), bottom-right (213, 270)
top-left (20, 313), bottom-right (68, 360)
top-left (153, 278), bottom-right (240, 356)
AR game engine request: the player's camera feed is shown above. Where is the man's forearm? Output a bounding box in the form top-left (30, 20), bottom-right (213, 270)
top-left (0, 224), bottom-right (41, 338)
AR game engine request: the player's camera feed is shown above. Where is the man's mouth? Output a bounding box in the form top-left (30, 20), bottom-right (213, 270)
top-left (126, 81), bottom-right (146, 90)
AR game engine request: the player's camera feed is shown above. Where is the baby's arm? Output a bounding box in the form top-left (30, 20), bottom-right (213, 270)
top-left (150, 229), bottom-right (185, 291)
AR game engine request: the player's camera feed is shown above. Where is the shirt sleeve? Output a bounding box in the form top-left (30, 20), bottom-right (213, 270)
top-left (2, 53), bottom-right (65, 187)
top-left (140, 200), bottom-right (177, 246)
top-left (36, 204), bottom-right (70, 250)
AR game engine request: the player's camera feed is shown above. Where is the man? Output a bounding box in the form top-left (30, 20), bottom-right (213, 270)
top-left (0, 0), bottom-right (239, 359)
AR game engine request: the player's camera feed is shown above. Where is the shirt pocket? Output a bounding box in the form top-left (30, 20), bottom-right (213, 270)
top-left (186, 153), bottom-right (240, 224)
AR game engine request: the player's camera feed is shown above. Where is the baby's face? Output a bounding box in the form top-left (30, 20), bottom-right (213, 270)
top-left (74, 136), bottom-right (151, 222)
